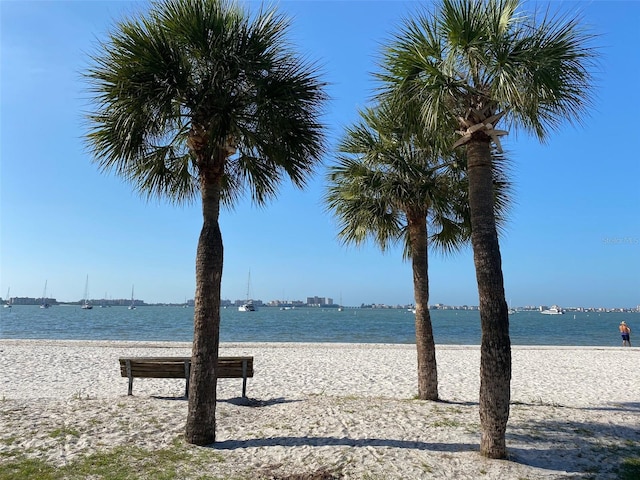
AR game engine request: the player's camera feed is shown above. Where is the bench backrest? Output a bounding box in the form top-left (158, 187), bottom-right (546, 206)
top-left (118, 356), bottom-right (254, 379)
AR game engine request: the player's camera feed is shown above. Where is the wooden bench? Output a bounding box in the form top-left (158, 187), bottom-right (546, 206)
top-left (118, 356), bottom-right (253, 398)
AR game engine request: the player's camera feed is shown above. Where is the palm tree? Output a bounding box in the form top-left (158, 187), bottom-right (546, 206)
top-left (380, 0), bottom-right (597, 458)
top-left (85, 0), bottom-right (326, 445)
top-left (326, 100), bottom-right (509, 400)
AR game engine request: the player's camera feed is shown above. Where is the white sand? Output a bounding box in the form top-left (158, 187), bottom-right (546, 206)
top-left (1, 340), bottom-right (638, 479)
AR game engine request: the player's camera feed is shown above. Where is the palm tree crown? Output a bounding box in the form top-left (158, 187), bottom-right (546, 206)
top-left (86, 0), bottom-right (326, 206)
top-left (327, 102), bottom-right (471, 256)
top-left (327, 100), bottom-right (511, 256)
top-left (380, 0), bottom-right (598, 146)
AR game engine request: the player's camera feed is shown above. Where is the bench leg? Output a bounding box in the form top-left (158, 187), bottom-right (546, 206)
top-left (242, 360), bottom-right (248, 398)
top-left (126, 359), bottom-right (133, 396)
top-left (184, 360), bottom-right (190, 398)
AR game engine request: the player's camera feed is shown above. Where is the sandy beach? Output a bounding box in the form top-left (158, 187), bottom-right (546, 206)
top-left (1, 340), bottom-right (638, 479)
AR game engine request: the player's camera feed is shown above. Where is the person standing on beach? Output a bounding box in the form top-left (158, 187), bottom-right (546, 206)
top-left (619, 321), bottom-right (631, 347)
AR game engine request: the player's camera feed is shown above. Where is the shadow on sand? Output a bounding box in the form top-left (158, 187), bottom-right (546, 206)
top-left (207, 397), bottom-right (640, 477)
top-left (506, 415), bottom-right (640, 474)
top-left (214, 435), bottom-right (478, 453)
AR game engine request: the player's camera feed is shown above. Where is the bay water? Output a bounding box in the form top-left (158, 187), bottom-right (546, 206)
top-left (1, 305), bottom-right (634, 346)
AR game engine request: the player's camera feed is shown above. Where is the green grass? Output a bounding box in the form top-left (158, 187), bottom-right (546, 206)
top-left (431, 419), bottom-right (462, 428)
top-left (620, 456), bottom-right (640, 480)
top-left (48, 427), bottom-right (80, 439)
top-left (0, 441), bottom-right (227, 480)
top-left (0, 435), bottom-right (18, 446)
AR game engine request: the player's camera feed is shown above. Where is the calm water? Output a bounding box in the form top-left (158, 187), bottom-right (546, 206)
top-left (0, 305), bottom-right (635, 346)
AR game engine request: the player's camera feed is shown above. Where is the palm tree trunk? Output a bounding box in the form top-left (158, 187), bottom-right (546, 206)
top-left (408, 214), bottom-right (438, 401)
top-left (466, 138), bottom-right (511, 459)
top-left (185, 169), bottom-right (224, 445)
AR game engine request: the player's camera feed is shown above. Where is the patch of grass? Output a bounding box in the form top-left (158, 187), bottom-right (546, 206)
top-left (0, 435), bottom-right (18, 446)
top-left (420, 462), bottom-right (433, 473)
top-left (71, 390), bottom-right (91, 400)
top-left (619, 456), bottom-right (640, 480)
top-left (48, 427), bottom-right (80, 438)
top-left (0, 457), bottom-right (58, 480)
top-left (0, 442), bottom-right (227, 480)
top-left (88, 417), bottom-right (103, 427)
top-left (431, 419), bottom-right (462, 428)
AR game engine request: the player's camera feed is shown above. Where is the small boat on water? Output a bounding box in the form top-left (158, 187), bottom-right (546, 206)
top-left (128, 285), bottom-right (136, 310)
top-left (4, 288), bottom-right (11, 308)
top-left (40, 280), bottom-right (50, 309)
top-left (541, 305), bottom-right (564, 315)
top-left (239, 301), bottom-right (256, 312)
top-left (81, 275), bottom-right (93, 309)
top-left (238, 271), bottom-right (256, 312)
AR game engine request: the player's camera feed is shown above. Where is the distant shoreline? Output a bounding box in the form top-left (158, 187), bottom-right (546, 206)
top-left (0, 338), bottom-right (631, 350)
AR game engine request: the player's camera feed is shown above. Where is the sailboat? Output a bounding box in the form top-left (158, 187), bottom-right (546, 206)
top-left (238, 271), bottom-right (256, 312)
top-left (81, 275), bottom-right (93, 309)
top-left (128, 285), bottom-right (136, 310)
top-left (4, 287), bottom-right (11, 308)
top-left (40, 280), bottom-right (50, 308)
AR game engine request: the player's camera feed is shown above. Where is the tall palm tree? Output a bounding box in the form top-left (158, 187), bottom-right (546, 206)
top-left (326, 100), bottom-right (509, 400)
top-left (85, 0), bottom-right (326, 445)
top-left (380, 0), bottom-right (597, 458)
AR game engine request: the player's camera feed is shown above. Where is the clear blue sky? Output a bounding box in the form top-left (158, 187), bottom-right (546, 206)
top-left (1, 1), bottom-right (638, 308)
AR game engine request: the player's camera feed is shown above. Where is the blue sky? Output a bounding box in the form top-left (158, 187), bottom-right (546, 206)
top-left (1, 0), bottom-right (638, 308)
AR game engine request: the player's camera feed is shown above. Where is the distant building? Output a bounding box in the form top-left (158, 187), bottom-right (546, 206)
top-left (10, 297), bottom-right (58, 306)
top-left (233, 299), bottom-right (263, 307)
top-left (306, 296), bottom-right (333, 307)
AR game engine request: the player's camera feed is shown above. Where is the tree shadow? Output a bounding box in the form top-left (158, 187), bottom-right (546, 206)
top-left (221, 396), bottom-right (301, 407)
top-left (213, 435), bottom-right (478, 452)
top-left (150, 395), bottom-right (298, 407)
top-left (212, 398), bottom-right (638, 477)
top-left (438, 399), bottom-right (479, 406)
top-left (152, 395), bottom-right (187, 401)
top-left (150, 394), bottom-right (638, 477)
top-left (578, 402), bottom-right (640, 413)
top-left (507, 416), bottom-right (640, 474)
